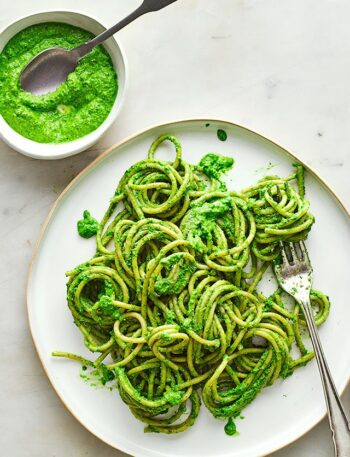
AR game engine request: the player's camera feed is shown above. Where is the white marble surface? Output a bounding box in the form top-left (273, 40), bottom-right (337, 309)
top-left (0, 0), bottom-right (349, 456)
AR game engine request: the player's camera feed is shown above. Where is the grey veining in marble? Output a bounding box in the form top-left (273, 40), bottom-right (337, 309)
top-left (0, 0), bottom-right (349, 456)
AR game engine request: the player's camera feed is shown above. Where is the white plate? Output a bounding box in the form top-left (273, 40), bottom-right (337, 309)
top-left (27, 120), bottom-right (350, 457)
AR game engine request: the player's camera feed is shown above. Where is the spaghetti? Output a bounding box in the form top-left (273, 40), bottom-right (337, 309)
top-left (53, 134), bottom-right (330, 434)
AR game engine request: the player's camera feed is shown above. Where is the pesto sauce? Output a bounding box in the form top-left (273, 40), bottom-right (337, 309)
top-left (97, 295), bottom-right (122, 321)
top-left (182, 197), bottom-right (233, 253)
top-left (199, 153), bottom-right (234, 180)
top-left (80, 363), bottom-right (116, 388)
top-left (0, 23), bottom-right (118, 143)
top-left (224, 417), bottom-right (237, 436)
top-left (217, 129), bottom-right (228, 141)
top-left (77, 210), bottom-right (98, 238)
top-left (154, 253), bottom-right (196, 295)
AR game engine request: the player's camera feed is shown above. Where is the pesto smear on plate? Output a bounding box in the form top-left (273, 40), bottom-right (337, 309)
top-left (0, 23), bottom-right (118, 143)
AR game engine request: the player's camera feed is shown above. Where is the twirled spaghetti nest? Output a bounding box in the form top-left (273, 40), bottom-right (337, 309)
top-left (55, 134), bottom-right (330, 434)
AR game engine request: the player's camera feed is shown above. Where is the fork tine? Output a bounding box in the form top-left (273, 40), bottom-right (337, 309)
top-left (279, 241), bottom-right (289, 265)
top-left (288, 242), bottom-right (298, 263)
top-left (297, 240), bottom-right (309, 262)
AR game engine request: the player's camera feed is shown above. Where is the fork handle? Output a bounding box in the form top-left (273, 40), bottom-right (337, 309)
top-left (301, 299), bottom-right (350, 456)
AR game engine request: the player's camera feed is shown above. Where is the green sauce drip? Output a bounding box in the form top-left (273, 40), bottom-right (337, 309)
top-left (224, 417), bottom-right (237, 436)
top-left (77, 210), bottom-right (99, 239)
top-left (217, 129), bottom-right (228, 141)
top-left (0, 23), bottom-right (118, 143)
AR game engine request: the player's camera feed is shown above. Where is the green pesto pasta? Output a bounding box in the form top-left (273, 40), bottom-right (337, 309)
top-left (53, 134), bottom-right (330, 434)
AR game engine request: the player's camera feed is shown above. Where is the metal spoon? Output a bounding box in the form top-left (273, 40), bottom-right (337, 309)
top-left (20, 0), bottom-right (179, 95)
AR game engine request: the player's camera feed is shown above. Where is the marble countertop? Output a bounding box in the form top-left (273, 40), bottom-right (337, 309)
top-left (1, 0), bottom-right (349, 456)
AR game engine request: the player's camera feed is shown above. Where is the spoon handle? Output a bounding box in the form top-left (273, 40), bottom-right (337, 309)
top-left (74, 0), bottom-right (179, 59)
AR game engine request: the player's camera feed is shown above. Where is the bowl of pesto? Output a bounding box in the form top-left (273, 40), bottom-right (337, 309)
top-left (0, 11), bottom-right (127, 159)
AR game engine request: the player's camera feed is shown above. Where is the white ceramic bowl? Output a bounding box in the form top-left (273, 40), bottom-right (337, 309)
top-left (0, 11), bottom-right (128, 160)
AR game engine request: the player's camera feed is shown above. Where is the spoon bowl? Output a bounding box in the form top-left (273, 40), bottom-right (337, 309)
top-left (20, 47), bottom-right (78, 95)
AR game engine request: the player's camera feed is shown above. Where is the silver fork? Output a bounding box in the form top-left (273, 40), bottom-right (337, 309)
top-left (274, 241), bottom-right (350, 456)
